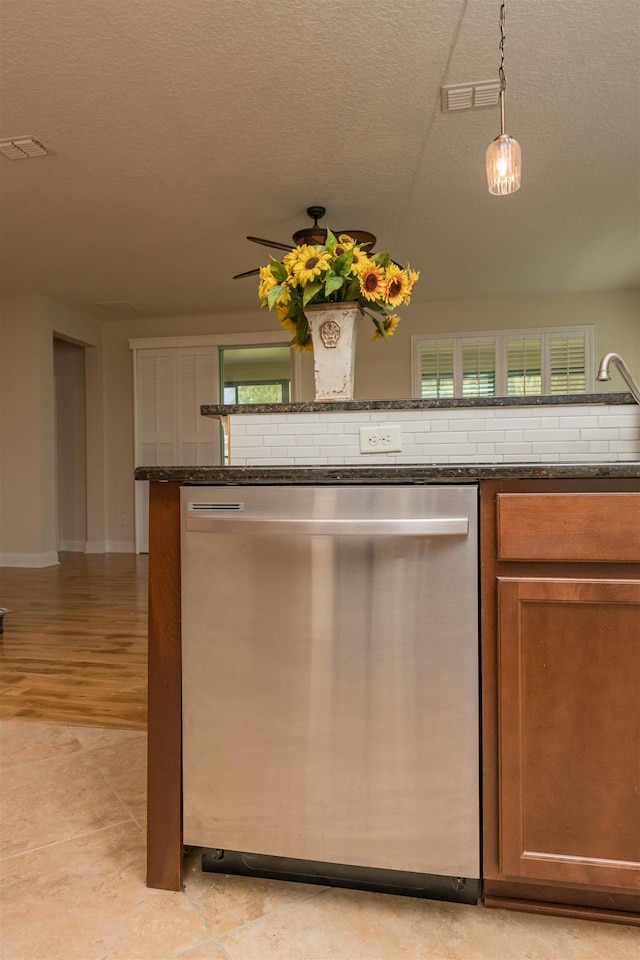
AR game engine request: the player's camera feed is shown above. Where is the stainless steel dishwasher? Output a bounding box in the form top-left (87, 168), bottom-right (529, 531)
top-left (181, 483), bottom-right (479, 904)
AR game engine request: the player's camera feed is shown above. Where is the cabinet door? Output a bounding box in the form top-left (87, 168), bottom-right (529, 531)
top-left (498, 577), bottom-right (640, 890)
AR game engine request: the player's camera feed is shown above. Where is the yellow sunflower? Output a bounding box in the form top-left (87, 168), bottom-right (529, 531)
top-left (349, 248), bottom-right (371, 276)
top-left (275, 283), bottom-right (291, 307)
top-left (403, 268), bottom-right (420, 303)
top-left (291, 337), bottom-right (313, 352)
top-left (359, 263), bottom-right (385, 301)
top-left (384, 266), bottom-right (410, 307)
top-left (278, 314), bottom-right (297, 333)
top-left (372, 314), bottom-right (401, 341)
top-left (334, 234), bottom-right (356, 258)
top-left (258, 265), bottom-right (278, 302)
top-left (282, 248), bottom-right (299, 272)
top-left (276, 294), bottom-right (293, 323)
top-left (288, 244), bottom-right (331, 286)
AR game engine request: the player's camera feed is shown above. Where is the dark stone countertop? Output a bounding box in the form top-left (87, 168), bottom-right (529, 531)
top-left (201, 393), bottom-right (636, 417)
top-left (135, 462), bottom-right (640, 483)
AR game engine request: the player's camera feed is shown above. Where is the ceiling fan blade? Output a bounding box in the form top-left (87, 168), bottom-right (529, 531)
top-left (232, 267), bottom-right (260, 279)
top-left (246, 236), bottom-right (294, 252)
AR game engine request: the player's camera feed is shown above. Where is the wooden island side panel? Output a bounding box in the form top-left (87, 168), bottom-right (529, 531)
top-left (147, 481), bottom-right (183, 890)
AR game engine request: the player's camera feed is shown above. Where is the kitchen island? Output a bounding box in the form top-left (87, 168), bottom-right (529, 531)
top-left (137, 458), bottom-right (640, 924)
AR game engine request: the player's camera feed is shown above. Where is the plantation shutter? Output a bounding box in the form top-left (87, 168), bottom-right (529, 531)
top-left (138, 352), bottom-right (177, 466)
top-left (549, 335), bottom-right (587, 393)
top-left (420, 342), bottom-right (454, 398)
top-left (507, 338), bottom-right (542, 395)
top-left (413, 324), bottom-right (591, 399)
top-left (461, 341), bottom-right (496, 396)
top-left (177, 348), bottom-right (220, 465)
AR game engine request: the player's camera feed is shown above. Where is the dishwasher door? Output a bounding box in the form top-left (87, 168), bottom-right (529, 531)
top-left (181, 484), bottom-right (479, 885)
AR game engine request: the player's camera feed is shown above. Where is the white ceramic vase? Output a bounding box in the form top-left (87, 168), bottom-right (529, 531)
top-left (305, 302), bottom-right (362, 401)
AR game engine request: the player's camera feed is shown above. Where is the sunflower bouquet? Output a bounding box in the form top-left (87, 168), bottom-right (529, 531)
top-left (258, 230), bottom-right (419, 350)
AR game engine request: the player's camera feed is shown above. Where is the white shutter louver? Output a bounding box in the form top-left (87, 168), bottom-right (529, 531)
top-left (507, 338), bottom-right (542, 395)
top-left (420, 342), bottom-right (454, 398)
top-left (461, 341), bottom-right (496, 396)
top-left (549, 336), bottom-right (587, 393)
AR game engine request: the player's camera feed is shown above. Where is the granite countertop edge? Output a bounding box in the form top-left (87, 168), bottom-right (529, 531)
top-left (202, 393), bottom-right (635, 417)
top-left (135, 462), bottom-right (640, 483)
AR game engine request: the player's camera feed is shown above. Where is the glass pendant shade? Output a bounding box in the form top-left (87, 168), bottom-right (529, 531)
top-left (486, 132), bottom-right (521, 195)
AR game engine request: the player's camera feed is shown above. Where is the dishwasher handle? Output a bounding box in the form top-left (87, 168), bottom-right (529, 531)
top-left (185, 514), bottom-right (469, 536)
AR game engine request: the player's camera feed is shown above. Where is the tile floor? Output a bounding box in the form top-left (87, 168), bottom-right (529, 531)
top-left (0, 719), bottom-right (637, 960)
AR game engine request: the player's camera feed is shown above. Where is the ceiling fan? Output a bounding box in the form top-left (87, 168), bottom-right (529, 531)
top-left (232, 206), bottom-right (377, 279)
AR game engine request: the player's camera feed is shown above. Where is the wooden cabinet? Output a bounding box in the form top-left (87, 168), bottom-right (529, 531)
top-left (481, 479), bottom-right (640, 923)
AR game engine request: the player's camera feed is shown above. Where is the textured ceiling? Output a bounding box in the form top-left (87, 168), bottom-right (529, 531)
top-left (0, 0), bottom-right (639, 318)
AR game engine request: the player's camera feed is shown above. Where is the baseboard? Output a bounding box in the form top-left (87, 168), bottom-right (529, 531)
top-left (104, 541), bottom-right (135, 553)
top-left (0, 551), bottom-right (60, 568)
top-left (84, 541), bottom-right (106, 553)
top-left (84, 541), bottom-right (136, 554)
top-left (58, 540), bottom-right (86, 552)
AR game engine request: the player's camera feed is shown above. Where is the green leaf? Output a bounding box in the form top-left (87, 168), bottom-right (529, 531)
top-left (344, 277), bottom-right (361, 301)
top-left (371, 251), bottom-right (390, 268)
top-left (372, 316), bottom-right (387, 338)
top-left (332, 250), bottom-right (354, 276)
top-left (266, 284), bottom-right (284, 309)
top-left (302, 280), bottom-right (323, 306)
top-left (325, 228), bottom-right (337, 252)
top-left (296, 315), bottom-right (310, 345)
top-left (365, 300), bottom-right (386, 314)
top-left (324, 272), bottom-right (344, 297)
top-left (270, 259), bottom-right (287, 282)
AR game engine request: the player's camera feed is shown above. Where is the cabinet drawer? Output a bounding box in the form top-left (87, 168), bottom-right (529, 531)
top-left (496, 492), bottom-right (640, 562)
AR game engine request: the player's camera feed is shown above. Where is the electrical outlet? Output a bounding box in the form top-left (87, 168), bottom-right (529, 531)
top-left (120, 514), bottom-right (128, 526)
top-left (359, 424), bottom-right (402, 454)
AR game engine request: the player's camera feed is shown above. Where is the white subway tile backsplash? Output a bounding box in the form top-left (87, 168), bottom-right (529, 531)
top-left (598, 414), bottom-right (640, 428)
top-left (227, 403), bottom-right (639, 466)
top-left (234, 435), bottom-right (268, 447)
top-left (609, 440), bottom-right (640, 453)
top-left (468, 431), bottom-right (506, 443)
top-left (581, 428), bottom-right (618, 440)
top-left (559, 416), bottom-right (593, 429)
top-left (277, 422), bottom-right (327, 435)
top-left (448, 419), bottom-right (479, 431)
top-left (490, 417), bottom-right (538, 431)
top-left (531, 441), bottom-right (590, 453)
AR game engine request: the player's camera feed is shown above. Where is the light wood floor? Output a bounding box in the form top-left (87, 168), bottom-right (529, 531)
top-left (0, 553), bottom-right (148, 730)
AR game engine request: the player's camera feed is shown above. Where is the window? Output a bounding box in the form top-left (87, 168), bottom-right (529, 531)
top-left (220, 346), bottom-right (291, 405)
top-left (413, 326), bottom-right (593, 399)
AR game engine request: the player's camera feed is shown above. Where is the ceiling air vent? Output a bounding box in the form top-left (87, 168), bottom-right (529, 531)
top-left (97, 300), bottom-right (141, 314)
top-left (0, 137), bottom-right (49, 159)
top-left (441, 80), bottom-right (501, 112)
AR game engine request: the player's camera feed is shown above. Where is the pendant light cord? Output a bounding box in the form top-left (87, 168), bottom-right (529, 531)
top-left (498, 1), bottom-right (506, 135)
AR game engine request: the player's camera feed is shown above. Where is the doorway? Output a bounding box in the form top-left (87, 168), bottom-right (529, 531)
top-left (53, 338), bottom-right (87, 552)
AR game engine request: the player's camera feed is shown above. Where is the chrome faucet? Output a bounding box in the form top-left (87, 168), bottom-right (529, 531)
top-left (596, 352), bottom-right (640, 404)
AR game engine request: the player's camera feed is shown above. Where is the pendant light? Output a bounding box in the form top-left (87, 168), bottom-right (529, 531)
top-left (486, 1), bottom-right (521, 195)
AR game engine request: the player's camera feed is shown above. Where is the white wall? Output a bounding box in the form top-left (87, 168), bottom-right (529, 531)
top-left (1, 287), bottom-right (638, 561)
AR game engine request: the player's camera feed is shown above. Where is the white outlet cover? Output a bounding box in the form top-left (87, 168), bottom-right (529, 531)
top-left (359, 424), bottom-right (402, 454)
